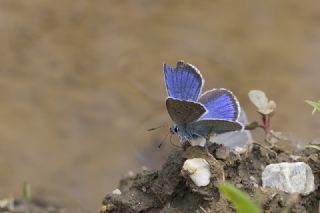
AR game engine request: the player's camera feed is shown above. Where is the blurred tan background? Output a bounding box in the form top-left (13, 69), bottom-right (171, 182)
top-left (0, 0), bottom-right (320, 212)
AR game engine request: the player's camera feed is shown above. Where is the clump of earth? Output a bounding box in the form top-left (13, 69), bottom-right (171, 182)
top-left (101, 142), bottom-right (320, 213)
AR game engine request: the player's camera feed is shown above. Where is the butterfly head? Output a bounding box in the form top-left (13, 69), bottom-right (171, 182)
top-left (169, 124), bottom-right (179, 135)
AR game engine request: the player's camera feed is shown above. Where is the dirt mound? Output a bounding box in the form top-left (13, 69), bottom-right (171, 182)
top-left (101, 143), bottom-right (319, 213)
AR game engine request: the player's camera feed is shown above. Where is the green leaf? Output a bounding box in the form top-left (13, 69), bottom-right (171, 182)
top-left (23, 182), bottom-right (31, 203)
top-left (219, 182), bottom-right (261, 213)
top-left (305, 145), bottom-right (320, 151)
top-left (248, 90), bottom-right (276, 115)
top-left (305, 100), bottom-right (320, 115)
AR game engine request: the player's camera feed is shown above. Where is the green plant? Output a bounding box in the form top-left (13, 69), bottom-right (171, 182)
top-left (248, 90), bottom-right (283, 143)
top-left (22, 182), bottom-right (31, 204)
top-left (305, 100), bottom-right (320, 115)
top-left (219, 182), bottom-right (261, 213)
top-left (305, 144), bottom-right (320, 151)
top-left (304, 100), bottom-right (320, 152)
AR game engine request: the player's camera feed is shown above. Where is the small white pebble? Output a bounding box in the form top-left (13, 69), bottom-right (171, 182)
top-left (112, 188), bottom-right (122, 195)
top-left (290, 155), bottom-right (301, 160)
top-left (190, 137), bottom-right (206, 147)
top-left (236, 183), bottom-right (243, 188)
top-left (182, 158), bottom-right (211, 187)
top-left (128, 170), bottom-right (135, 177)
top-left (0, 198), bottom-right (14, 210)
top-left (249, 176), bottom-right (257, 183)
top-left (142, 186), bottom-right (146, 192)
top-left (0, 199), bottom-right (9, 208)
top-left (141, 166), bottom-right (148, 171)
top-left (234, 147), bottom-right (246, 153)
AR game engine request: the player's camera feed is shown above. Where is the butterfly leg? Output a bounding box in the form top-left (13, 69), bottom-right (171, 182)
top-left (178, 135), bottom-right (191, 150)
top-left (204, 135), bottom-right (214, 158)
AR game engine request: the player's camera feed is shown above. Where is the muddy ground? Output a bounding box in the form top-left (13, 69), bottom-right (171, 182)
top-left (102, 142), bottom-right (320, 213)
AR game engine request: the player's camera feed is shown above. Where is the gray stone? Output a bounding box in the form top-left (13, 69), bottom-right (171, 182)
top-left (214, 146), bottom-right (230, 160)
top-left (262, 162), bottom-right (315, 195)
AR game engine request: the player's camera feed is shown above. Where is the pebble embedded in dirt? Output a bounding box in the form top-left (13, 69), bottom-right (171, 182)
top-left (112, 189), bottom-right (122, 195)
top-left (181, 158), bottom-right (211, 187)
top-left (214, 146), bottom-right (230, 160)
top-left (101, 143), bottom-right (320, 213)
top-left (262, 162), bottom-right (315, 195)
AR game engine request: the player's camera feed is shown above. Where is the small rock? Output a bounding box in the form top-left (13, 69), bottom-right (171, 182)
top-left (128, 170), bottom-right (135, 177)
top-left (236, 183), bottom-right (243, 188)
top-left (215, 146), bottom-right (230, 160)
top-left (100, 203), bottom-right (114, 213)
top-left (112, 188), bottom-right (122, 195)
top-left (141, 186), bottom-right (147, 192)
top-left (290, 155), bottom-right (301, 161)
top-left (181, 158), bottom-right (211, 187)
top-left (234, 147), bottom-right (246, 153)
top-left (190, 137), bottom-right (206, 147)
top-left (249, 176), bottom-right (257, 183)
top-left (0, 198), bottom-right (14, 211)
top-left (100, 205), bottom-right (107, 213)
top-left (141, 166), bottom-right (148, 171)
top-left (262, 162), bottom-right (315, 195)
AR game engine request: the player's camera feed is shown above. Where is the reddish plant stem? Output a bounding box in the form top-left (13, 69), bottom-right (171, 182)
top-left (259, 114), bottom-right (271, 134)
top-left (256, 114), bottom-right (273, 143)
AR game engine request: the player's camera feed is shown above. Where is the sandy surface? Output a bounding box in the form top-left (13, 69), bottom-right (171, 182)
top-left (0, 0), bottom-right (320, 211)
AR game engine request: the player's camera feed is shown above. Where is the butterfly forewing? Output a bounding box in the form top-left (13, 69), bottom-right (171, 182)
top-left (166, 98), bottom-right (206, 125)
top-left (164, 61), bottom-right (203, 101)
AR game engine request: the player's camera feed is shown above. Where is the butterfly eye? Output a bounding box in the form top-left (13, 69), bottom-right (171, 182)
top-left (170, 126), bottom-right (179, 134)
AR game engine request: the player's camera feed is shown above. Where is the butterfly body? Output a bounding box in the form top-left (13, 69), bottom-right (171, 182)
top-left (164, 61), bottom-right (243, 146)
top-left (170, 123), bottom-right (201, 141)
top-left (169, 117), bottom-right (242, 144)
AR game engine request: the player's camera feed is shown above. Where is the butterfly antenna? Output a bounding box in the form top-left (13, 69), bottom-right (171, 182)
top-left (147, 125), bottom-right (165, 132)
top-left (158, 131), bottom-right (170, 148)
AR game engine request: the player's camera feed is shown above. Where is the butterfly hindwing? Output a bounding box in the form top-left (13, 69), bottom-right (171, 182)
top-left (164, 61), bottom-right (203, 101)
top-left (190, 119), bottom-right (243, 136)
top-left (166, 97), bottom-right (206, 125)
top-left (198, 89), bottom-right (240, 121)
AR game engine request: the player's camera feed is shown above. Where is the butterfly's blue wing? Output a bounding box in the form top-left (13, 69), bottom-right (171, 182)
top-left (164, 61), bottom-right (203, 101)
top-left (198, 89), bottom-right (240, 121)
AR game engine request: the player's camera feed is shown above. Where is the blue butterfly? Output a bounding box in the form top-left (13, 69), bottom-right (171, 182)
top-left (164, 61), bottom-right (243, 145)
